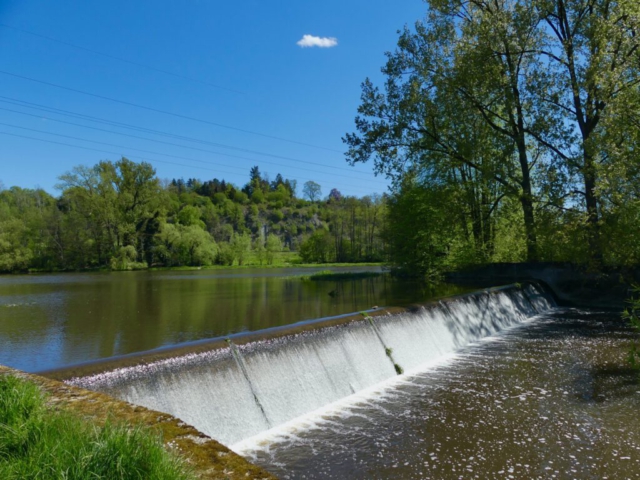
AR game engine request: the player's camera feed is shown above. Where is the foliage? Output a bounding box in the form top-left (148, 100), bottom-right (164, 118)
top-left (110, 245), bottom-right (148, 271)
top-left (0, 375), bottom-right (194, 480)
top-left (0, 161), bottom-right (387, 272)
top-left (383, 177), bottom-right (460, 277)
top-left (299, 230), bottom-right (333, 263)
top-left (265, 233), bottom-right (283, 265)
top-left (230, 232), bottom-right (252, 266)
top-left (623, 287), bottom-right (640, 368)
top-left (154, 223), bottom-right (217, 267)
top-left (344, 0), bottom-right (640, 275)
top-left (302, 180), bottom-right (322, 202)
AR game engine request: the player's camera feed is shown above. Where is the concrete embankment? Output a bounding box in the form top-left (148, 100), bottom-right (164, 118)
top-left (446, 262), bottom-right (632, 309)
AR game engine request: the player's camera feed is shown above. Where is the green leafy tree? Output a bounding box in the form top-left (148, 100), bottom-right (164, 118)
top-left (177, 205), bottom-right (205, 228)
top-left (299, 229), bottom-right (334, 263)
top-left (534, 0), bottom-right (640, 263)
top-left (0, 218), bottom-right (33, 272)
top-left (57, 158), bottom-right (164, 266)
top-left (154, 223), bottom-right (217, 266)
top-left (265, 234), bottom-right (283, 265)
top-left (344, 2), bottom-right (552, 262)
top-left (253, 238), bottom-right (267, 265)
top-left (230, 232), bottom-right (252, 265)
top-left (303, 181), bottom-right (322, 202)
top-left (384, 176), bottom-right (460, 277)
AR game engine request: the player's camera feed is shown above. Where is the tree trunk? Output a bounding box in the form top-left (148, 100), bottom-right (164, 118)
top-left (517, 139), bottom-right (538, 262)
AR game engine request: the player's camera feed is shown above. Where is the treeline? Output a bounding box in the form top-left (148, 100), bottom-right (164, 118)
top-left (0, 159), bottom-right (386, 272)
top-left (345, 0), bottom-right (640, 276)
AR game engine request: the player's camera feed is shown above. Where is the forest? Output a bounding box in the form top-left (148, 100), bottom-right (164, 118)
top-left (0, 161), bottom-right (386, 272)
top-left (3, 0), bottom-right (639, 278)
top-left (344, 0), bottom-right (640, 276)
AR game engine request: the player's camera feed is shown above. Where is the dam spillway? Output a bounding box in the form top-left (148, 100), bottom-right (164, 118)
top-left (61, 283), bottom-right (555, 447)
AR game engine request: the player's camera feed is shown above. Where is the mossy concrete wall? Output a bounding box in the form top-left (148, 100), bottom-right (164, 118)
top-left (0, 365), bottom-right (276, 480)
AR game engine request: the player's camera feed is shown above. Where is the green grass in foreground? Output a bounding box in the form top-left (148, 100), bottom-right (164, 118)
top-left (0, 376), bottom-right (194, 480)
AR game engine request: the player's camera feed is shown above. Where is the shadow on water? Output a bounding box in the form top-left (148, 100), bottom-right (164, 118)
top-left (576, 365), bottom-right (640, 403)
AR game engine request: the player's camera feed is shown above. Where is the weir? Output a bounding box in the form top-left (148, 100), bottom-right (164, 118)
top-left (52, 282), bottom-right (555, 447)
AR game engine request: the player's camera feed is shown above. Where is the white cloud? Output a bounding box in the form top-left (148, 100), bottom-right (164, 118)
top-left (296, 34), bottom-right (338, 48)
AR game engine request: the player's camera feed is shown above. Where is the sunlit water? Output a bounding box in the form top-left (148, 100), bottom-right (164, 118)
top-left (239, 309), bottom-right (640, 479)
top-left (0, 267), bottom-right (471, 372)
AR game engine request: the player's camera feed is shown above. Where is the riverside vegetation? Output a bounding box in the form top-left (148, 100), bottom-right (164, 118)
top-left (3, 0), bottom-right (640, 279)
top-left (344, 0), bottom-right (640, 276)
top-left (0, 164), bottom-right (386, 273)
top-left (0, 375), bottom-right (193, 480)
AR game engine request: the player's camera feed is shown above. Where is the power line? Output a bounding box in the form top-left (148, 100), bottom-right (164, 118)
top-left (0, 98), bottom-right (382, 179)
top-left (0, 70), bottom-right (343, 153)
top-left (0, 23), bottom-right (245, 95)
top-left (0, 130), bottom-right (386, 195)
top-left (0, 120), bottom-right (381, 183)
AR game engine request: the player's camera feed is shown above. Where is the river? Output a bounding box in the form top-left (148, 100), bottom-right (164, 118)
top-left (239, 307), bottom-right (640, 479)
top-left (0, 266), bottom-right (470, 372)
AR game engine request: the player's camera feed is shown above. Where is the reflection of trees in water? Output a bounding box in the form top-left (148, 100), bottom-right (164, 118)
top-left (2, 272), bottom-right (474, 371)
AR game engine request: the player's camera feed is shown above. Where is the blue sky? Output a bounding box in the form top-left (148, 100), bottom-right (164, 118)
top-left (0, 1), bottom-right (426, 198)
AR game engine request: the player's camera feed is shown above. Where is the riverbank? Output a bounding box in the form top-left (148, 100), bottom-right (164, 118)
top-left (446, 262), bottom-right (635, 309)
top-left (0, 365), bottom-right (275, 480)
top-left (12, 257), bottom-right (384, 275)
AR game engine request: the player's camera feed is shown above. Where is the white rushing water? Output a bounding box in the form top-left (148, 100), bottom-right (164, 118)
top-left (70, 282), bottom-right (556, 446)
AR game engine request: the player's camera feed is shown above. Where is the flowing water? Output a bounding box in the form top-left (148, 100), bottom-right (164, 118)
top-left (0, 267), bottom-right (469, 372)
top-left (11, 274), bottom-right (639, 478)
top-left (239, 308), bottom-right (640, 479)
top-left (68, 285), bottom-right (553, 445)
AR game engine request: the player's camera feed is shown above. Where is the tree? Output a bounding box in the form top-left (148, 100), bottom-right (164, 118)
top-left (303, 181), bottom-right (322, 202)
top-left (534, 0), bottom-right (640, 263)
top-left (0, 218), bottom-right (33, 272)
top-left (178, 205), bottom-right (204, 228)
top-left (328, 188), bottom-right (342, 201)
top-left (299, 229), bottom-right (334, 263)
top-left (265, 234), bottom-right (283, 265)
top-left (57, 158), bottom-right (164, 266)
top-left (384, 176), bottom-right (460, 276)
top-left (154, 223), bottom-right (217, 266)
top-left (344, 1), bottom-right (555, 263)
top-left (230, 232), bottom-right (252, 265)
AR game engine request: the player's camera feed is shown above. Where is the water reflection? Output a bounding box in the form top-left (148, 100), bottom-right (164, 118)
top-left (0, 267), bottom-right (471, 372)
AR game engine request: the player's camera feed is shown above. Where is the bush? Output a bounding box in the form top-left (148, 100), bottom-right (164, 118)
top-left (110, 246), bottom-right (148, 271)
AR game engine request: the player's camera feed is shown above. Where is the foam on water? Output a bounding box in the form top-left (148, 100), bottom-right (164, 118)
top-left (69, 282), bottom-right (554, 446)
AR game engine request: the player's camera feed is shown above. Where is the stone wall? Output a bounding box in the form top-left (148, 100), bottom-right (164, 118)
top-left (446, 262), bottom-right (632, 309)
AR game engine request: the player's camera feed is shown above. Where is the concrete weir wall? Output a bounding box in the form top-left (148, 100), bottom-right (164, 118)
top-left (0, 365), bottom-right (275, 480)
top-left (44, 282), bottom-right (556, 448)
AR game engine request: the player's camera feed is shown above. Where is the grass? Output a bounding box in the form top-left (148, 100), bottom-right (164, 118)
top-left (300, 270), bottom-right (384, 281)
top-left (0, 375), bottom-right (194, 480)
top-left (24, 251), bottom-right (384, 274)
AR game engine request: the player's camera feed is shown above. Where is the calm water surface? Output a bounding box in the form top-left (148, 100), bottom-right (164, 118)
top-left (242, 309), bottom-right (640, 479)
top-left (0, 267), bottom-right (470, 372)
